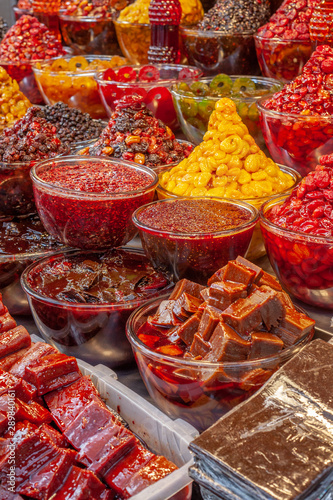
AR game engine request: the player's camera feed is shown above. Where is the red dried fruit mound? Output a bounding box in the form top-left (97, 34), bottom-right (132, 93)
top-left (0, 15), bottom-right (65, 62)
top-left (268, 153), bottom-right (333, 237)
top-left (0, 107), bottom-right (69, 163)
top-left (263, 45), bottom-right (333, 114)
top-left (257, 0), bottom-right (321, 41)
top-left (86, 95), bottom-right (193, 167)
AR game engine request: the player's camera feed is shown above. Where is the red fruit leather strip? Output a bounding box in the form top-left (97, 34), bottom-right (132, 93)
top-left (10, 342), bottom-right (58, 378)
top-left (0, 326), bottom-right (31, 359)
top-left (0, 311), bottom-right (16, 334)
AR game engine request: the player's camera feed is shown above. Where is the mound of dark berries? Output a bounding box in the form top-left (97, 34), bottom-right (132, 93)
top-left (197, 0), bottom-right (270, 33)
top-left (35, 102), bottom-right (105, 145)
top-left (85, 95), bottom-right (193, 167)
top-left (0, 107), bottom-right (69, 163)
top-left (0, 15), bottom-right (65, 62)
top-left (257, 0), bottom-right (321, 41)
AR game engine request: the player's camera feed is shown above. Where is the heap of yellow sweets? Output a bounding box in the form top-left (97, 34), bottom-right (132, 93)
top-left (118, 0), bottom-right (204, 26)
top-left (0, 67), bottom-right (31, 131)
top-left (159, 98), bottom-right (294, 200)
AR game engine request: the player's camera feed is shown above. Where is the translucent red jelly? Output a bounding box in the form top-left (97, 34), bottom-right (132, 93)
top-left (133, 198), bottom-right (258, 284)
top-left (32, 157), bottom-right (158, 249)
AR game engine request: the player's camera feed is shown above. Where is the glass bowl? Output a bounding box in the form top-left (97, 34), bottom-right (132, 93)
top-left (13, 6), bottom-right (33, 20)
top-left (126, 297), bottom-right (314, 431)
top-left (0, 213), bottom-right (65, 316)
top-left (31, 155), bottom-right (158, 249)
top-left (59, 14), bottom-right (122, 55)
top-left (132, 197), bottom-right (258, 284)
top-left (21, 247), bottom-right (174, 367)
top-left (254, 34), bottom-right (312, 84)
top-left (96, 64), bottom-right (202, 131)
top-left (260, 195), bottom-right (333, 310)
top-left (258, 97), bottom-right (333, 177)
top-left (156, 164), bottom-right (301, 260)
top-left (180, 28), bottom-right (260, 76)
top-left (0, 59), bottom-right (45, 105)
top-left (171, 75), bottom-right (282, 146)
top-left (33, 55), bottom-right (128, 119)
top-left (113, 19), bottom-right (151, 65)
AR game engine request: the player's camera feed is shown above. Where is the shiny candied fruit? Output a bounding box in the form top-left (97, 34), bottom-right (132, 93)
top-left (0, 66), bottom-right (32, 132)
top-left (255, 0), bottom-right (319, 82)
top-left (259, 45), bottom-right (333, 176)
top-left (117, 0), bottom-right (204, 26)
top-left (261, 154), bottom-right (333, 308)
top-left (98, 64), bottom-right (200, 130)
top-left (134, 198), bottom-right (257, 283)
top-left (62, 0), bottom-right (111, 17)
top-left (85, 95), bottom-right (193, 168)
top-left (32, 157), bottom-right (157, 249)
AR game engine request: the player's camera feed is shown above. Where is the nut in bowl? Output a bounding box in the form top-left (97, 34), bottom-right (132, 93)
top-left (21, 247), bottom-right (174, 367)
top-left (180, 28), bottom-right (260, 76)
top-left (126, 257), bottom-right (315, 431)
top-left (33, 55), bottom-right (128, 119)
top-left (31, 155), bottom-right (158, 250)
top-left (132, 197), bottom-right (258, 284)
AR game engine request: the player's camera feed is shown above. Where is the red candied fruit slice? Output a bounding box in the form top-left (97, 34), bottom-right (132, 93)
top-left (116, 66), bottom-right (137, 83)
top-left (10, 342), bottom-right (57, 378)
top-left (0, 347), bottom-right (30, 372)
top-left (155, 345), bottom-right (184, 356)
top-left (103, 68), bottom-right (117, 81)
top-left (0, 326), bottom-right (31, 359)
top-left (178, 67), bottom-right (198, 80)
top-left (39, 423), bottom-right (69, 449)
top-left (51, 466), bottom-right (110, 500)
top-left (144, 86), bottom-right (175, 123)
top-left (0, 412), bottom-right (8, 435)
top-left (138, 65), bottom-right (160, 82)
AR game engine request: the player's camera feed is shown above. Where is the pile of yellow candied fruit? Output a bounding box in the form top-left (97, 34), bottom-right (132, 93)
top-left (0, 66), bottom-right (31, 131)
top-left (159, 98), bottom-right (295, 200)
top-left (35, 55), bottom-right (127, 73)
top-left (118, 0), bottom-right (204, 26)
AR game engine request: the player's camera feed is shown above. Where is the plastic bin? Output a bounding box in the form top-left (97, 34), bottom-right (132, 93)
top-left (31, 334), bottom-right (199, 500)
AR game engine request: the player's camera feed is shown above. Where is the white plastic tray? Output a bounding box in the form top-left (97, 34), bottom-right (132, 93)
top-left (31, 335), bottom-right (199, 500)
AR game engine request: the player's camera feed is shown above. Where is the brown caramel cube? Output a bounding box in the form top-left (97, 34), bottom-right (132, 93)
top-left (173, 293), bottom-right (202, 320)
top-left (149, 300), bottom-right (177, 327)
top-left (169, 279), bottom-right (206, 300)
top-left (177, 311), bottom-right (203, 346)
top-left (200, 288), bottom-right (210, 302)
top-left (221, 299), bottom-right (262, 337)
top-left (247, 286), bottom-right (285, 330)
top-left (257, 271), bottom-right (282, 291)
top-left (276, 290), bottom-right (295, 309)
top-left (207, 266), bottom-right (227, 286)
top-left (277, 309), bottom-right (315, 345)
top-left (248, 332), bottom-right (284, 359)
top-left (235, 256), bottom-right (263, 282)
top-left (223, 261), bottom-right (257, 287)
top-left (203, 322), bottom-right (250, 362)
top-left (209, 281), bottom-right (248, 310)
top-left (190, 334), bottom-right (210, 357)
top-left (197, 306), bottom-right (221, 341)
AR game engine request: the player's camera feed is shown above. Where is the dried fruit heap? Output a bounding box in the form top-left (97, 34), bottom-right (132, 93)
top-left (257, 0), bottom-right (320, 40)
top-left (160, 97), bottom-right (294, 199)
top-left (118, 0), bottom-right (204, 26)
top-left (0, 107), bottom-right (69, 163)
top-left (63, 0), bottom-right (112, 17)
top-left (0, 66), bottom-right (31, 131)
top-left (269, 153), bottom-right (333, 237)
top-left (198, 0), bottom-right (270, 32)
top-left (0, 15), bottom-right (65, 62)
top-left (86, 95), bottom-right (193, 167)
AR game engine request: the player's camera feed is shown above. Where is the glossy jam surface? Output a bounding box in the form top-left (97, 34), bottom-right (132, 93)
top-left (27, 248), bottom-right (172, 304)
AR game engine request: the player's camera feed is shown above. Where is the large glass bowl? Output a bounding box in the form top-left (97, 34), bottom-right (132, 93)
top-left (21, 247), bottom-right (174, 366)
top-left (258, 96), bottom-right (333, 177)
top-left (180, 28), bottom-right (260, 76)
top-left (113, 19), bottom-right (151, 64)
top-left (126, 297), bottom-right (314, 431)
top-left (260, 195), bottom-right (333, 310)
top-left (132, 197), bottom-right (258, 284)
top-left (31, 155), bottom-right (158, 249)
top-left (171, 75), bottom-right (282, 146)
top-left (254, 34), bottom-right (312, 84)
top-left (33, 55), bottom-right (127, 119)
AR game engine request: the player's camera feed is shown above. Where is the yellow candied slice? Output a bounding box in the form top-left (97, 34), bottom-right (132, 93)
top-left (50, 58), bottom-right (69, 72)
top-left (67, 56), bottom-right (89, 72)
top-left (159, 97), bottom-right (295, 200)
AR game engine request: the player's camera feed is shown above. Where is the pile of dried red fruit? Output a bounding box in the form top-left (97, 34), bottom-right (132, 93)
top-left (85, 95), bottom-right (193, 167)
top-left (62, 0), bottom-right (112, 17)
top-left (0, 15), bottom-right (65, 62)
top-left (268, 154), bottom-right (333, 237)
top-left (0, 297), bottom-right (178, 499)
top-left (0, 107), bottom-right (69, 163)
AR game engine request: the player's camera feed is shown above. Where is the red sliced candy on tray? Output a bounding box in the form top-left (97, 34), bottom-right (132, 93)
top-left (0, 311), bottom-right (16, 334)
top-left (51, 466), bottom-right (110, 500)
top-left (0, 326), bottom-right (31, 359)
top-left (10, 342), bottom-right (57, 378)
top-left (116, 66), bottom-right (137, 83)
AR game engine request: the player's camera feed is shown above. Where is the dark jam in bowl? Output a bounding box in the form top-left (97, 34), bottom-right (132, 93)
top-left (31, 156), bottom-right (158, 250)
top-left (133, 197), bottom-right (258, 284)
top-left (21, 247), bottom-right (173, 367)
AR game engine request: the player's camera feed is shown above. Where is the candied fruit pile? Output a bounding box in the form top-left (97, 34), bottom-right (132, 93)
top-left (40, 54), bottom-right (127, 73)
top-left (63, 0), bottom-right (112, 17)
top-left (85, 95), bottom-right (193, 167)
top-left (160, 97), bottom-right (294, 199)
top-left (0, 15), bottom-right (65, 62)
top-left (17, 0), bottom-right (33, 7)
top-left (268, 153), bottom-right (333, 237)
top-left (0, 107), bottom-right (69, 163)
top-left (263, 45), bottom-right (333, 114)
top-left (118, 0), bottom-right (204, 26)
top-left (0, 66), bottom-right (32, 131)
top-left (198, 0), bottom-right (270, 32)
top-left (257, 0), bottom-right (320, 40)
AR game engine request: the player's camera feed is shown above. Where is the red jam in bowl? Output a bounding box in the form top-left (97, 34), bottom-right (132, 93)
top-left (133, 198), bottom-right (258, 284)
top-left (32, 156), bottom-right (158, 250)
